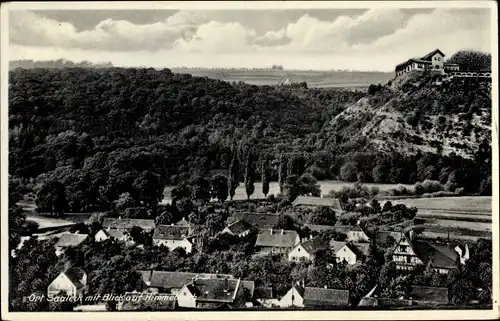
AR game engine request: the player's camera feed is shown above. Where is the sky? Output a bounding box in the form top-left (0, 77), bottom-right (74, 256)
top-left (7, 7), bottom-right (494, 71)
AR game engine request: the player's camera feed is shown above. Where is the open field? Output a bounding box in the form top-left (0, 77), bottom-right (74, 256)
top-left (417, 218), bottom-right (491, 232)
top-left (163, 180), bottom-right (413, 204)
top-left (387, 196), bottom-right (492, 214)
top-left (170, 68), bottom-right (394, 88)
top-left (415, 212), bottom-right (491, 222)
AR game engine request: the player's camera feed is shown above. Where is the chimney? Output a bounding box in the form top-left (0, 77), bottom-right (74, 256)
top-left (324, 285), bottom-right (327, 289)
top-left (119, 216), bottom-right (122, 220)
top-left (309, 235), bottom-right (313, 240)
top-left (270, 229), bottom-right (273, 235)
top-left (281, 229), bottom-right (284, 235)
top-left (408, 230), bottom-right (414, 241)
top-left (171, 223), bottom-right (174, 226)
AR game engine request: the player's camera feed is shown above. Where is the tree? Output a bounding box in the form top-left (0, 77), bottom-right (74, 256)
top-left (283, 175), bottom-right (301, 201)
top-left (278, 153), bottom-right (288, 193)
top-left (211, 175), bottom-right (228, 203)
top-left (228, 151), bottom-right (240, 201)
top-left (369, 199), bottom-right (381, 213)
top-left (191, 176), bottom-right (211, 204)
top-left (244, 150), bottom-right (255, 200)
top-left (112, 192), bottom-right (136, 212)
top-left (261, 157), bottom-right (270, 197)
top-left (132, 170), bottom-right (163, 208)
top-left (274, 214), bottom-right (295, 230)
top-left (447, 50), bottom-right (491, 72)
top-left (36, 180), bottom-right (67, 216)
top-left (340, 162), bottom-right (358, 182)
top-left (129, 226), bottom-right (144, 243)
top-left (308, 206), bottom-right (336, 225)
top-left (299, 173), bottom-right (321, 196)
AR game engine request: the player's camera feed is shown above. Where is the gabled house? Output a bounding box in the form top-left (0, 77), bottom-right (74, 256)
top-left (292, 196), bottom-right (344, 212)
top-left (177, 277), bottom-right (246, 309)
top-left (330, 241), bottom-right (370, 265)
top-left (221, 219), bottom-right (253, 237)
top-left (102, 218), bottom-right (155, 232)
top-left (395, 49), bottom-right (460, 77)
top-left (152, 225), bottom-right (194, 253)
top-left (94, 229), bottom-right (131, 243)
top-left (55, 233), bottom-right (88, 256)
top-left (392, 230), bottom-right (460, 274)
top-left (288, 236), bottom-right (327, 263)
top-left (255, 228), bottom-right (301, 255)
top-left (279, 283), bottom-right (349, 308)
top-left (346, 225), bottom-right (371, 243)
top-left (147, 271), bottom-right (235, 294)
top-left (47, 266), bottom-right (87, 297)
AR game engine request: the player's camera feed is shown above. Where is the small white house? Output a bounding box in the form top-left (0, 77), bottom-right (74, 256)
top-left (278, 283), bottom-right (305, 308)
top-left (47, 266), bottom-right (87, 297)
top-left (221, 219), bottom-right (253, 237)
top-left (153, 225), bottom-right (194, 253)
top-left (288, 236), bottom-right (327, 263)
top-left (94, 229), bottom-right (130, 243)
top-left (346, 225), bottom-right (371, 243)
top-left (330, 241), bottom-right (369, 265)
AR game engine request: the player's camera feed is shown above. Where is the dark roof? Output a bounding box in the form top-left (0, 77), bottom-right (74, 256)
top-left (255, 228), bottom-right (299, 248)
top-left (303, 287), bottom-right (349, 306)
top-left (102, 218), bottom-right (155, 230)
top-left (371, 230), bottom-right (403, 246)
top-left (64, 267), bottom-right (86, 289)
top-left (297, 237), bottom-right (327, 255)
top-left (292, 283), bottom-right (305, 297)
top-left (241, 280), bottom-right (255, 299)
top-left (421, 49), bottom-right (445, 61)
top-left (232, 213), bottom-right (279, 228)
top-left (56, 233), bottom-right (88, 247)
top-left (292, 196), bottom-right (344, 211)
top-left (153, 225), bottom-right (190, 240)
top-left (410, 285), bottom-right (449, 304)
top-left (225, 219), bottom-right (253, 235)
top-left (103, 229), bottom-right (126, 238)
top-left (330, 240), bottom-right (347, 253)
top-left (149, 271), bottom-right (235, 289)
top-left (411, 240), bottom-right (459, 269)
top-left (120, 292), bottom-right (176, 311)
top-left (395, 58), bottom-right (432, 71)
top-left (346, 242), bottom-right (370, 258)
top-left (187, 278), bottom-right (242, 303)
top-left (254, 287), bottom-right (274, 300)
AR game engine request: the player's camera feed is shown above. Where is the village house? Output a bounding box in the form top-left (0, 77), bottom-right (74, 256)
top-left (346, 225), bottom-right (371, 243)
top-left (47, 266), bottom-right (87, 298)
top-left (146, 271), bottom-right (235, 294)
top-left (392, 230), bottom-right (463, 274)
top-left (288, 236), bottom-right (328, 263)
top-left (102, 218), bottom-right (155, 232)
top-left (94, 229), bottom-right (131, 243)
top-left (369, 230), bottom-right (403, 248)
top-left (292, 196), bottom-right (344, 212)
top-left (176, 277), bottom-right (246, 309)
top-left (55, 233), bottom-right (88, 256)
top-left (152, 225), bottom-right (194, 253)
top-left (231, 212), bottom-right (279, 228)
top-left (330, 241), bottom-right (370, 265)
top-left (359, 284), bottom-right (449, 307)
top-left (254, 228), bottom-right (301, 255)
top-left (221, 219), bottom-right (253, 237)
top-left (279, 283), bottom-right (350, 308)
top-left (395, 49), bottom-right (460, 77)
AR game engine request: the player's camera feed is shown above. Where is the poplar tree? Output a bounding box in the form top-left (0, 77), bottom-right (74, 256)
top-left (261, 157), bottom-right (270, 197)
top-left (278, 153), bottom-right (288, 193)
top-left (228, 151), bottom-right (240, 200)
top-left (244, 150), bottom-right (255, 200)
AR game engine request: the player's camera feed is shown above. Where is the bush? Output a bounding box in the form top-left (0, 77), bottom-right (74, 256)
top-left (421, 180), bottom-right (444, 193)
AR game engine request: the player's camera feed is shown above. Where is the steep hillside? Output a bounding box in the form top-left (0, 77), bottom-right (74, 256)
top-left (326, 73), bottom-right (492, 159)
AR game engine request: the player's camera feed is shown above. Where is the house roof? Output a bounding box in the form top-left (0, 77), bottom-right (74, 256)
top-left (254, 287), bottom-right (274, 300)
top-left (371, 230), bottom-right (403, 246)
top-left (63, 267), bottom-right (86, 289)
top-left (225, 219), bottom-right (253, 235)
top-left (410, 285), bottom-right (449, 303)
top-left (348, 242), bottom-right (370, 258)
top-left (137, 270), bottom-right (153, 285)
top-left (120, 292), bottom-right (176, 311)
top-left (297, 237), bottom-right (327, 255)
top-left (292, 283), bottom-right (305, 297)
top-left (241, 280), bottom-right (255, 299)
top-left (303, 287), bottom-right (349, 306)
top-left (231, 213), bottom-right (279, 228)
top-left (56, 233), bottom-right (88, 247)
top-left (411, 240), bottom-right (459, 270)
top-left (255, 229), bottom-right (299, 248)
top-left (187, 278), bottom-right (242, 303)
top-left (292, 196), bottom-right (344, 211)
top-left (153, 225), bottom-right (190, 240)
top-left (102, 218), bottom-right (155, 230)
top-left (149, 271), bottom-right (235, 289)
top-left (421, 49), bottom-right (445, 61)
top-left (103, 229), bottom-right (126, 239)
top-left (330, 240), bottom-right (347, 253)
top-left (176, 218), bottom-right (190, 226)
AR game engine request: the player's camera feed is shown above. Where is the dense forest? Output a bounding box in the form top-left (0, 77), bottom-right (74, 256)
top-left (8, 55), bottom-right (491, 213)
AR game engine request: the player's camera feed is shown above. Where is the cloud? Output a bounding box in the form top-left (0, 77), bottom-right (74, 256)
top-left (8, 8), bottom-right (492, 71)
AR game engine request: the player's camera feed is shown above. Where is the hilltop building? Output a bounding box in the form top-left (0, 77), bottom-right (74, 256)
top-left (395, 49), bottom-right (459, 77)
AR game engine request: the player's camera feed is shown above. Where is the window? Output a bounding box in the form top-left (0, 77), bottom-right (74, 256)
top-left (298, 248), bottom-right (300, 252)
top-left (399, 245), bottom-right (407, 252)
top-left (406, 256), bottom-right (411, 263)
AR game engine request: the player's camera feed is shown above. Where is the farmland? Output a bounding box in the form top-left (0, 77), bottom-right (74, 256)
top-left (384, 196), bottom-right (492, 241)
top-left (170, 68), bottom-right (394, 88)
